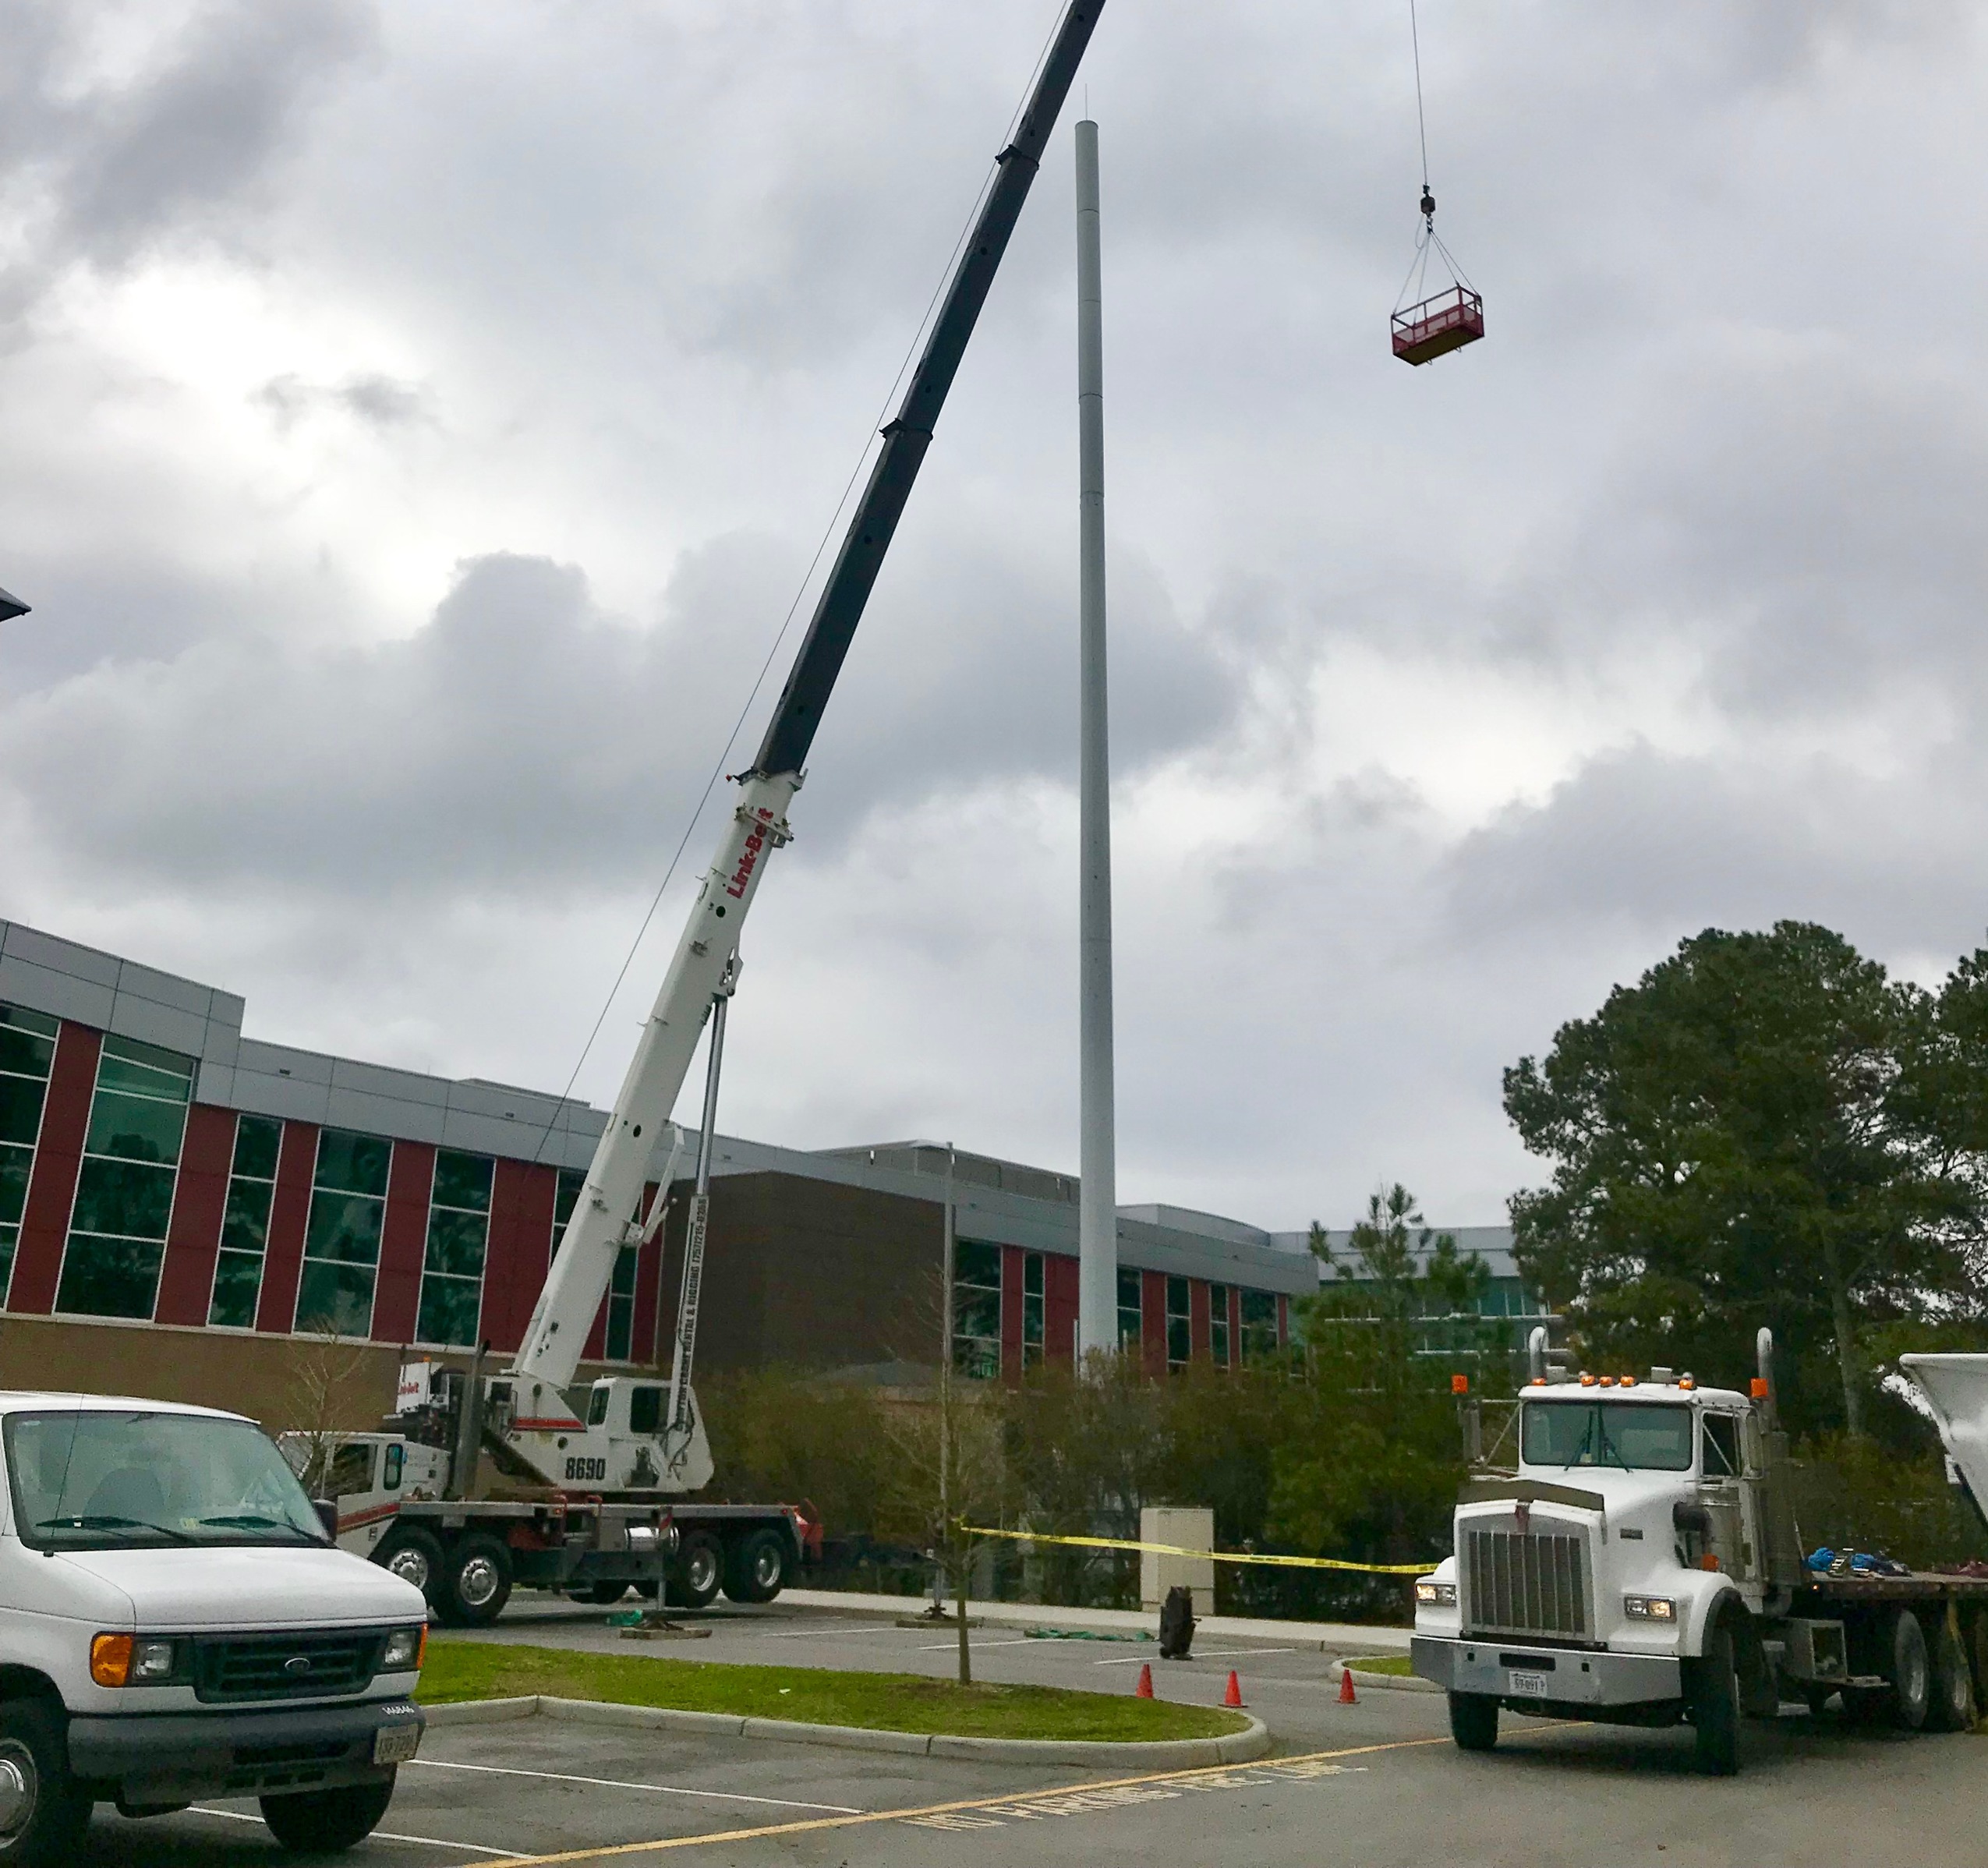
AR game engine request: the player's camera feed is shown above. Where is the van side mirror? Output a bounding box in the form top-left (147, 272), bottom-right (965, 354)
top-left (313, 1499), bottom-right (339, 1542)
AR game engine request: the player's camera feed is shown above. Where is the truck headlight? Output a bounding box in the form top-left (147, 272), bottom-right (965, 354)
top-left (380, 1626), bottom-right (426, 1672)
top-left (1415, 1580), bottom-right (1457, 1607)
top-left (1622, 1595), bottom-right (1677, 1622)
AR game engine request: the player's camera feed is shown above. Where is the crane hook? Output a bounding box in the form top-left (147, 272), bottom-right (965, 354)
top-left (1420, 186), bottom-right (1436, 225)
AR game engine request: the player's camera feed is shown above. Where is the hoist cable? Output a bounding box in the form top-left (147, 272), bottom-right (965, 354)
top-left (1408, 0), bottom-right (1431, 194)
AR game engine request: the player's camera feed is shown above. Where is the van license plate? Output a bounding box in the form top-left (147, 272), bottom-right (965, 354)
top-left (1507, 1672), bottom-right (1548, 1698)
top-left (373, 1724), bottom-right (422, 1765)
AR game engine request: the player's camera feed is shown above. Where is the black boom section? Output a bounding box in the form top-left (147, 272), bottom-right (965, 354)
top-left (751, 1), bottom-right (1105, 781)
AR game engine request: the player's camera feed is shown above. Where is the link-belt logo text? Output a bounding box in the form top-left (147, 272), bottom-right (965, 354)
top-left (723, 816), bottom-right (773, 899)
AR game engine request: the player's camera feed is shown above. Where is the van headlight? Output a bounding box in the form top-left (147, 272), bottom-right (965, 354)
top-left (380, 1626), bottom-right (426, 1671)
top-left (1415, 1580), bottom-right (1457, 1607)
top-left (1622, 1595), bottom-right (1676, 1622)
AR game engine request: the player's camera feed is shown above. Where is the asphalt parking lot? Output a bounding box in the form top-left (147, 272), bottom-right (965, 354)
top-left (68, 1599), bottom-right (1988, 1866)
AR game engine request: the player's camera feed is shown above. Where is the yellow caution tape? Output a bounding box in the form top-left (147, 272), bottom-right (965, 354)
top-left (957, 1523), bottom-right (1434, 1576)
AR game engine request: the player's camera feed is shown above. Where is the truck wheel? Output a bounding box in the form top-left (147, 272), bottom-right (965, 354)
top-left (260, 1775), bottom-right (395, 1852)
top-left (723, 1529), bottom-right (789, 1604)
top-left (0, 1700), bottom-right (90, 1867)
top-left (1884, 1608), bottom-right (1930, 1731)
top-left (377, 1527), bottom-right (445, 1604)
top-left (1923, 1612), bottom-right (1975, 1732)
top-left (1970, 1608), bottom-right (1988, 1705)
top-left (1687, 1618), bottom-right (1742, 1776)
top-left (440, 1533), bottom-right (514, 1627)
top-left (670, 1530), bottom-right (723, 1610)
top-left (1447, 1691), bottom-right (1498, 1752)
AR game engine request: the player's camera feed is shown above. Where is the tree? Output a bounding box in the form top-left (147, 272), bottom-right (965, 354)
top-left (1503, 922), bottom-right (1985, 1435)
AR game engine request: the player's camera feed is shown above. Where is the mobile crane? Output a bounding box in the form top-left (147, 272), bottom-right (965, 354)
top-left (287, 0), bottom-right (1109, 1627)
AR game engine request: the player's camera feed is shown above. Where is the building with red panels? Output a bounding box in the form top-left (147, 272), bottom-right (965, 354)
top-left (0, 920), bottom-right (1307, 1420)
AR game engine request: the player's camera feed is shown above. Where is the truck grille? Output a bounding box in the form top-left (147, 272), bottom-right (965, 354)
top-left (193, 1629), bottom-right (384, 1704)
top-left (1463, 1528), bottom-right (1590, 1640)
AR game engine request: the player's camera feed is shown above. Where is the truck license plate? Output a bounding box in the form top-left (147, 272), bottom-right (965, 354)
top-left (373, 1723), bottom-right (422, 1766)
top-left (1507, 1672), bottom-right (1548, 1698)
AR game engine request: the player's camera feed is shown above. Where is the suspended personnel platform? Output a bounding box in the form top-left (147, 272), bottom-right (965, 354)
top-left (1392, 283), bottom-right (1484, 366)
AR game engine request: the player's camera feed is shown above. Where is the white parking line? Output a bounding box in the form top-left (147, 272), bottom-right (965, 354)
top-left (754, 1624), bottom-right (931, 1640)
top-left (916, 1636), bottom-right (1052, 1651)
top-left (409, 1755), bottom-right (862, 1813)
top-left (1092, 1647), bottom-right (1296, 1666)
top-left (189, 1806), bottom-right (516, 1855)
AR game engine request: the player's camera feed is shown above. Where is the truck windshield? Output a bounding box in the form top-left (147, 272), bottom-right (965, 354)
top-left (4, 1410), bottom-right (328, 1551)
top-left (1521, 1402), bottom-right (1693, 1473)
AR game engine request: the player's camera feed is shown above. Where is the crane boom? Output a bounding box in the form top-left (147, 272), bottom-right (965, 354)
top-left (508, 0), bottom-right (1106, 1415)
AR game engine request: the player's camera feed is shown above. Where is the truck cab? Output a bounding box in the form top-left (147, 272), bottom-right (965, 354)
top-left (1411, 1365), bottom-right (1800, 1772)
top-left (0, 1392), bottom-right (426, 1861)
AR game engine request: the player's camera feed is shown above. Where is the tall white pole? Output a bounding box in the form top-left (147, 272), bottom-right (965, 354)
top-left (1075, 119), bottom-right (1116, 1360)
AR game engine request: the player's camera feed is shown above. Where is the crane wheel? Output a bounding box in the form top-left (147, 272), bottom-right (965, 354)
top-left (670, 1531), bottom-right (723, 1611)
top-left (722, 1529), bottom-right (789, 1604)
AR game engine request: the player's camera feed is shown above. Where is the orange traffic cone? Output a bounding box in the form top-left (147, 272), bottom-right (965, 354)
top-left (1337, 1665), bottom-right (1357, 1705)
top-left (1223, 1671), bottom-right (1244, 1709)
top-left (1135, 1663), bottom-right (1154, 1700)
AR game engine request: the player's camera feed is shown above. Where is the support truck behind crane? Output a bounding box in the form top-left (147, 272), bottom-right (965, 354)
top-left (1411, 1330), bottom-right (1988, 1774)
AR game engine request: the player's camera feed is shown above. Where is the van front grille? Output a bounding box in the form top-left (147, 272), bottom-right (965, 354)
top-left (193, 1629), bottom-right (384, 1703)
top-left (1463, 1528), bottom-right (1589, 1640)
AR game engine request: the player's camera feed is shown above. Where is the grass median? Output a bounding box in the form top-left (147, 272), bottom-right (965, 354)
top-left (419, 1640), bottom-right (1249, 1742)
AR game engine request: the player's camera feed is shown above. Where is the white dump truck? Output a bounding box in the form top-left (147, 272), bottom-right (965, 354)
top-left (1411, 1329), bottom-right (1988, 1773)
top-left (0, 1392), bottom-right (426, 1863)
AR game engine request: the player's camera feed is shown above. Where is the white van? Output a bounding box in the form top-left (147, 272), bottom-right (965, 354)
top-left (0, 1392), bottom-right (426, 1863)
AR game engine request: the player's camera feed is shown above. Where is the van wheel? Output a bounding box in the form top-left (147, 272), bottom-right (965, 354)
top-left (261, 1776), bottom-right (394, 1852)
top-left (377, 1528), bottom-right (445, 1604)
top-left (670, 1531), bottom-right (723, 1610)
top-left (1448, 1691), bottom-right (1498, 1752)
top-left (1884, 1608), bottom-right (1930, 1731)
top-left (723, 1529), bottom-right (789, 1604)
top-left (1687, 1618), bottom-right (1742, 1775)
top-left (0, 1700), bottom-right (90, 1866)
top-left (440, 1534), bottom-right (513, 1627)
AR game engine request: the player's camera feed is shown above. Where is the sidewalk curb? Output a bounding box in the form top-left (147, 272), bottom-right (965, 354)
top-left (422, 1695), bottom-right (1270, 1764)
top-left (1328, 1661), bottom-right (1443, 1695)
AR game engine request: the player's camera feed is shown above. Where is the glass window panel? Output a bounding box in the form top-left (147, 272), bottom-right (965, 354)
top-left (314, 1130), bottom-right (391, 1198)
top-left (431, 1151), bottom-right (493, 1214)
top-left (85, 1088), bottom-right (187, 1166)
top-left (0, 1145), bottom-right (30, 1227)
top-left (610, 1244), bottom-right (637, 1298)
top-left (220, 1176), bottom-right (274, 1256)
top-left (305, 1190), bottom-right (384, 1266)
top-left (0, 1006), bottom-right (57, 1079)
top-left (553, 1169), bottom-right (585, 1232)
top-left (416, 1273), bottom-right (480, 1348)
top-left (95, 1039), bottom-right (194, 1099)
top-left (607, 1294), bottom-right (633, 1362)
top-left (1166, 1276), bottom-right (1190, 1368)
top-left (384, 1444), bottom-right (403, 1490)
top-left (232, 1115), bottom-right (281, 1181)
top-left (954, 1336), bottom-right (999, 1381)
top-left (0, 1077), bottom-right (47, 1149)
top-left (327, 1442), bottom-right (376, 1497)
top-left (69, 1156), bottom-right (175, 1241)
top-left (1210, 1284), bottom-right (1231, 1367)
top-left (0, 1225), bottom-right (15, 1302)
top-left (629, 1387), bottom-right (663, 1435)
top-left (953, 1286), bottom-right (1000, 1341)
top-left (56, 1236), bottom-right (164, 1318)
top-left (955, 1239), bottom-right (1002, 1290)
top-left (423, 1207), bottom-right (488, 1279)
top-left (208, 1250), bottom-right (264, 1328)
top-left (295, 1260), bottom-right (375, 1337)
top-left (1241, 1290), bottom-right (1278, 1358)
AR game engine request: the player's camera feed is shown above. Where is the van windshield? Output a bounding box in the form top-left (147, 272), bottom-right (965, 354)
top-left (4, 1410), bottom-right (328, 1551)
top-left (1521, 1401), bottom-right (1693, 1473)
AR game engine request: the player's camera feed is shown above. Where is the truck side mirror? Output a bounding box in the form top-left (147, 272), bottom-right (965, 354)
top-left (313, 1499), bottom-right (338, 1542)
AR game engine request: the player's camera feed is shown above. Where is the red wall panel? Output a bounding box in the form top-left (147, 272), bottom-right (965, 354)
top-left (631, 1180), bottom-right (663, 1366)
top-left (1000, 1244), bottom-right (1025, 1385)
top-left (1189, 1278), bottom-right (1211, 1363)
top-left (372, 1141), bottom-right (434, 1346)
top-left (255, 1121), bottom-right (318, 1336)
top-left (12, 1022), bottom-right (101, 1314)
top-left (1141, 1269), bottom-right (1166, 1380)
top-left (482, 1159), bottom-right (555, 1355)
top-left (153, 1104), bottom-right (236, 1326)
top-left (1045, 1251), bottom-right (1079, 1369)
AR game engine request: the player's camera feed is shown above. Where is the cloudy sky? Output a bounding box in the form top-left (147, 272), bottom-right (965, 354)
top-left (5, 0), bottom-right (1985, 1233)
